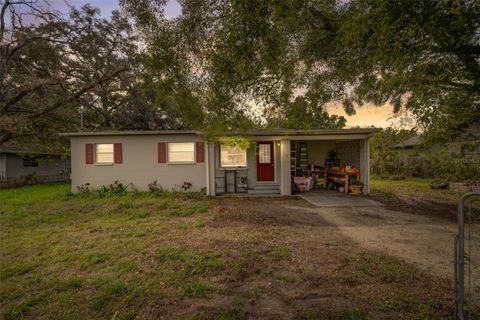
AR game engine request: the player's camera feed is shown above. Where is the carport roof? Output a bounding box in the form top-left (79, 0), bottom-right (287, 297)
top-left (59, 128), bottom-right (381, 137)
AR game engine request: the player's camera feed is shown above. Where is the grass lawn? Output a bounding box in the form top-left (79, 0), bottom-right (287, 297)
top-left (371, 176), bottom-right (466, 206)
top-left (0, 184), bottom-right (454, 319)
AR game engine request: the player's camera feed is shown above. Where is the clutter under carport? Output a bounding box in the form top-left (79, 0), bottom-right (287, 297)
top-left (291, 144), bottom-right (363, 194)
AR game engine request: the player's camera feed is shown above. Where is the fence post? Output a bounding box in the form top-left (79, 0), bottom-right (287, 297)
top-left (457, 194), bottom-right (466, 320)
top-left (456, 192), bottom-right (480, 319)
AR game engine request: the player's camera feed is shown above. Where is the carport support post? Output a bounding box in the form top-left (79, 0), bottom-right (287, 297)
top-left (280, 139), bottom-right (291, 196)
top-left (360, 138), bottom-right (370, 195)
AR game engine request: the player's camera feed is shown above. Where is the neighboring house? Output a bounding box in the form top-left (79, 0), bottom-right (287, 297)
top-left (0, 144), bottom-right (70, 187)
top-left (60, 128), bottom-right (380, 196)
top-left (393, 129), bottom-right (480, 166)
top-left (392, 135), bottom-right (425, 165)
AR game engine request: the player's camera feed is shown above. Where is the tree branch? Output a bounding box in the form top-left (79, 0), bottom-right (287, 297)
top-left (0, 0), bottom-right (11, 44)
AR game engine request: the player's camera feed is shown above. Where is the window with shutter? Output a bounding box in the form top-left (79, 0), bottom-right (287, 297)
top-left (86, 144), bottom-right (94, 164)
top-left (95, 144), bottom-right (114, 163)
top-left (114, 143), bottom-right (123, 164)
top-left (158, 142), bottom-right (166, 163)
top-left (167, 142), bottom-right (195, 163)
top-left (196, 142), bottom-right (204, 163)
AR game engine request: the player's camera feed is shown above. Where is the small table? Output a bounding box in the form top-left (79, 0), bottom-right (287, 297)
top-left (325, 170), bottom-right (360, 193)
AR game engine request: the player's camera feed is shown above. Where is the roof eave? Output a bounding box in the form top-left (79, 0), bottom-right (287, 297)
top-left (59, 128), bottom-right (382, 138)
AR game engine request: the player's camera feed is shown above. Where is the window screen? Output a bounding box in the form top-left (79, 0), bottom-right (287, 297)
top-left (22, 157), bottom-right (38, 167)
top-left (220, 145), bottom-right (247, 167)
top-left (96, 144), bottom-right (114, 163)
top-left (168, 142), bottom-right (195, 163)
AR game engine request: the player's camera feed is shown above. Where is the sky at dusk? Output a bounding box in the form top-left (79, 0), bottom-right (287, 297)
top-left (49, 0), bottom-right (182, 18)
top-left (326, 103), bottom-right (405, 129)
top-left (38, 0), bottom-right (398, 129)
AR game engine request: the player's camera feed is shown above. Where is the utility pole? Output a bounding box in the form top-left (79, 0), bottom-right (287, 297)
top-left (80, 106), bottom-right (84, 130)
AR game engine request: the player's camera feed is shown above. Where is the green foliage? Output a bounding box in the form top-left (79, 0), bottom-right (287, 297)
top-left (296, 310), bottom-right (320, 320)
top-left (424, 153), bottom-right (480, 181)
top-left (1, 1), bottom-right (204, 149)
top-left (338, 0), bottom-right (480, 142)
top-left (356, 252), bottom-right (414, 282)
top-left (171, 204), bottom-right (211, 217)
top-left (91, 279), bottom-right (131, 310)
top-left (370, 177), bottom-right (464, 205)
top-left (219, 136), bottom-right (253, 150)
top-left (277, 274), bottom-right (295, 283)
top-left (371, 127), bottom-right (480, 181)
top-left (369, 128), bottom-right (416, 176)
top-left (0, 3), bottom-right (142, 146)
top-left (268, 246), bottom-right (292, 262)
top-left (341, 308), bottom-right (367, 320)
top-left (156, 246), bottom-right (226, 276)
top-left (266, 96), bottom-right (346, 129)
top-left (0, 183), bottom-right (455, 319)
top-left (82, 252), bottom-right (110, 268)
top-left (181, 280), bottom-right (212, 298)
top-left (217, 303), bottom-right (245, 320)
top-left (95, 182), bottom-right (133, 197)
top-left (147, 180), bottom-right (163, 192)
top-left (121, 0), bottom-right (479, 141)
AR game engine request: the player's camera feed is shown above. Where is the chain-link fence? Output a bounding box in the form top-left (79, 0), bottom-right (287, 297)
top-left (455, 192), bottom-right (480, 320)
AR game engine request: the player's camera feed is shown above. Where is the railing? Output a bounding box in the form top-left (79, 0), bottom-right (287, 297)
top-left (455, 192), bottom-right (480, 320)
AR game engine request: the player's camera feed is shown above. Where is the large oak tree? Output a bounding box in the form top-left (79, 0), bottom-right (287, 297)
top-left (0, 1), bottom-right (189, 148)
top-left (122, 0), bottom-right (479, 140)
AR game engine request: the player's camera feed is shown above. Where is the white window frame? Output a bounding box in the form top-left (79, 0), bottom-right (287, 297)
top-left (167, 142), bottom-right (195, 164)
top-left (258, 143), bottom-right (271, 164)
top-left (95, 143), bottom-right (114, 165)
top-left (220, 144), bottom-right (247, 168)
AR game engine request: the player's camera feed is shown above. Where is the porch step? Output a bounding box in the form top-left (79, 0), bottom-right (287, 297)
top-left (247, 184), bottom-right (280, 195)
top-left (251, 184), bottom-right (280, 190)
top-left (247, 189), bottom-right (280, 195)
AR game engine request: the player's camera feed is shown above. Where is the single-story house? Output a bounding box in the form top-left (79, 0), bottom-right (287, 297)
top-left (393, 129), bottom-right (480, 166)
top-left (0, 143), bottom-right (70, 187)
top-left (60, 128), bottom-right (380, 196)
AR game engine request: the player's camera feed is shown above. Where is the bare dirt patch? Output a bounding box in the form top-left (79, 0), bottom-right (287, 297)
top-left (0, 187), bottom-right (459, 319)
top-left (156, 197), bottom-right (455, 320)
top-left (371, 192), bottom-right (459, 221)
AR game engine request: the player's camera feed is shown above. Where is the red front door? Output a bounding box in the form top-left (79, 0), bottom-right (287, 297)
top-left (256, 142), bottom-right (274, 181)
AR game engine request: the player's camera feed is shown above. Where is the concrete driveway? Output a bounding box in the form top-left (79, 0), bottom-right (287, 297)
top-left (286, 192), bottom-right (480, 291)
top-left (299, 190), bottom-right (384, 207)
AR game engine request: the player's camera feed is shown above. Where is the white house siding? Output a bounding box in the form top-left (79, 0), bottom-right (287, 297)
top-left (70, 134), bottom-right (206, 193)
top-left (66, 129), bottom-right (377, 196)
top-left (212, 140), bottom-right (282, 195)
top-left (305, 140), bottom-right (336, 166)
top-left (280, 139), bottom-right (291, 195)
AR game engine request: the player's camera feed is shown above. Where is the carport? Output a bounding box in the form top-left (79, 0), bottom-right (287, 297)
top-left (275, 128), bottom-right (379, 196)
top-left (206, 128), bottom-right (380, 196)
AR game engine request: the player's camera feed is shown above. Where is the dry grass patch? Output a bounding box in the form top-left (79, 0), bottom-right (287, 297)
top-left (0, 184), bottom-right (458, 319)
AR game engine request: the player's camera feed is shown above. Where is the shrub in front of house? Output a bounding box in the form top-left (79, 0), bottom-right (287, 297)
top-left (147, 180), bottom-right (163, 192)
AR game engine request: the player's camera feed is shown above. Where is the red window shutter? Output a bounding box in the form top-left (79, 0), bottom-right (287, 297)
top-left (114, 143), bottom-right (123, 164)
top-left (196, 142), bottom-right (205, 163)
top-left (158, 142), bottom-right (166, 163)
top-left (85, 144), bottom-right (94, 164)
